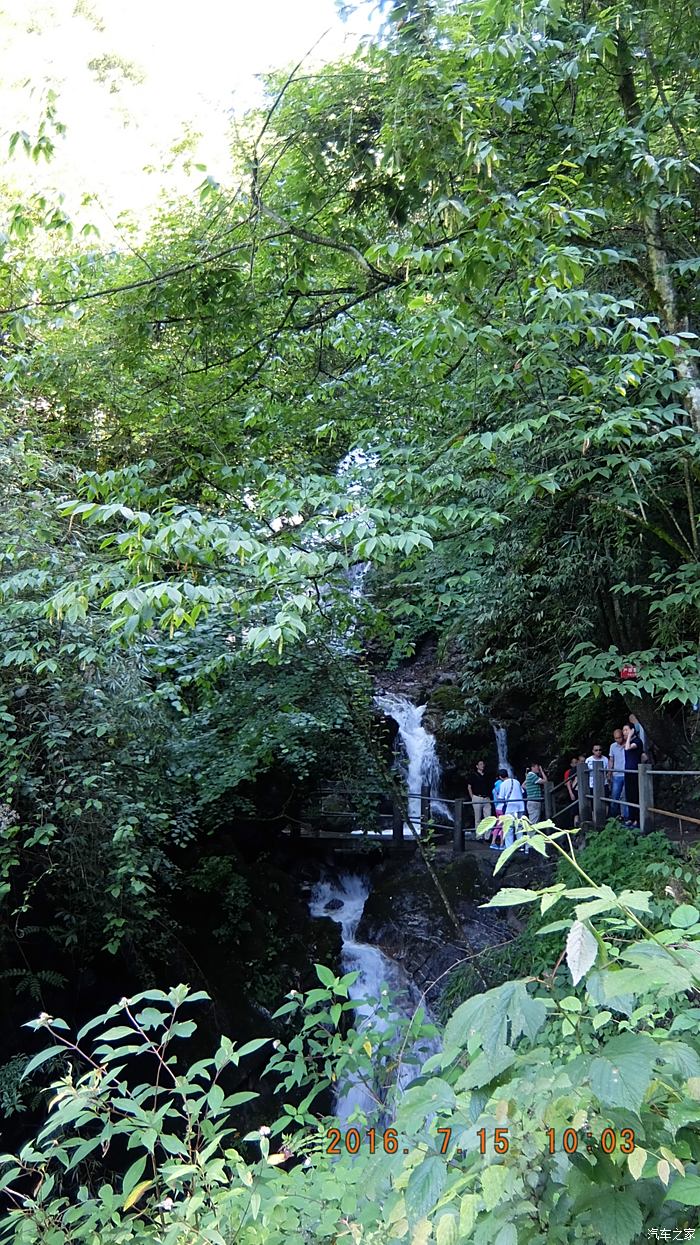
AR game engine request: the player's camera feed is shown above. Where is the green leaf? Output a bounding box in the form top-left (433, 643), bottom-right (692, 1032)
top-left (457, 1047), bottom-right (517, 1091)
top-left (21, 1045), bottom-right (66, 1079)
top-left (665, 1174), bottom-right (700, 1205)
top-left (459, 1195), bottom-right (479, 1237)
top-left (587, 1189), bottom-right (642, 1244)
top-left (134, 1008), bottom-right (168, 1030)
top-left (314, 964), bottom-right (336, 988)
top-left (508, 982), bottom-right (547, 1041)
top-left (589, 1033), bottom-right (658, 1110)
top-left (627, 1146), bottom-right (647, 1180)
top-left (123, 1180), bottom-right (153, 1211)
top-left (122, 1155), bottom-right (147, 1198)
top-left (400, 1078), bottom-right (456, 1129)
top-left (621, 944), bottom-right (694, 991)
top-left (536, 919), bottom-right (572, 935)
top-left (494, 1226), bottom-right (517, 1245)
top-left (167, 1020), bottom-right (197, 1040)
top-left (615, 890), bottom-right (651, 912)
top-left (405, 1155), bottom-right (446, 1223)
top-left (574, 896), bottom-right (619, 921)
top-left (443, 994), bottom-right (487, 1055)
top-left (237, 1038), bottom-right (269, 1059)
top-left (481, 888), bottom-right (540, 907)
top-left (660, 1041), bottom-right (700, 1079)
top-left (0, 1167), bottom-right (22, 1192)
top-left (222, 1091), bottom-right (258, 1108)
top-left (94, 1026), bottom-right (137, 1043)
top-left (670, 904), bottom-right (700, 928)
top-left (481, 1164), bottom-right (512, 1211)
top-left (436, 1212), bottom-right (458, 1245)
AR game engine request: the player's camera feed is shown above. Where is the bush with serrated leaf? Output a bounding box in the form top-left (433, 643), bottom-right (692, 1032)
top-left (3, 822), bottom-right (700, 1243)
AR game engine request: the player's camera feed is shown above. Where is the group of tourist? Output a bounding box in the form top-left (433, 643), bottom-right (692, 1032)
top-left (467, 759), bottom-right (548, 850)
top-left (564, 714), bottom-right (649, 828)
top-left (466, 713), bottom-right (650, 845)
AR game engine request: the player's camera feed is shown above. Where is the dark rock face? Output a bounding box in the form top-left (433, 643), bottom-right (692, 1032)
top-left (355, 844), bottom-right (551, 1008)
top-left (324, 898), bottom-right (344, 912)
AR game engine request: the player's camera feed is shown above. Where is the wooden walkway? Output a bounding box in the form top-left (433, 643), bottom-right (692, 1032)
top-left (293, 763), bottom-right (700, 855)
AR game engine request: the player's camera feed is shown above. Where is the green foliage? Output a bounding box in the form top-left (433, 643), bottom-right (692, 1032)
top-left (0, 1057), bottom-right (30, 1117)
top-left (441, 821), bottom-right (681, 1012)
top-left (3, 0), bottom-right (700, 1232)
top-left (186, 857), bottom-right (251, 945)
top-left (4, 829), bottom-right (700, 1240)
top-left (557, 823), bottom-right (678, 893)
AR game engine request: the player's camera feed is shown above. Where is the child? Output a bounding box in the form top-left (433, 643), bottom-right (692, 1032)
top-left (489, 813), bottom-right (505, 850)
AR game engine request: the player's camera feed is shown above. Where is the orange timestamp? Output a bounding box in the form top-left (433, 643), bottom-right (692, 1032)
top-left (326, 1126), bottom-right (636, 1156)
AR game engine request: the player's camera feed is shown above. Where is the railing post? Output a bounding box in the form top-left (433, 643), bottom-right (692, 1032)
top-left (453, 798), bottom-right (464, 854)
top-left (592, 760), bottom-right (605, 829)
top-left (577, 762), bottom-right (588, 827)
top-left (639, 763), bottom-right (653, 836)
top-left (421, 783), bottom-right (431, 834)
top-left (392, 801), bottom-right (404, 843)
top-left (543, 781), bottom-right (554, 821)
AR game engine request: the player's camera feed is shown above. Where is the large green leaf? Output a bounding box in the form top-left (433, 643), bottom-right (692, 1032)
top-left (399, 1078), bottom-right (457, 1130)
top-left (587, 1190), bottom-right (643, 1245)
top-left (457, 1048), bottom-right (518, 1091)
top-left (665, 1174), bottom-right (700, 1205)
top-left (405, 1155), bottom-right (447, 1223)
top-left (588, 1033), bottom-right (658, 1110)
top-left (481, 888), bottom-right (541, 908)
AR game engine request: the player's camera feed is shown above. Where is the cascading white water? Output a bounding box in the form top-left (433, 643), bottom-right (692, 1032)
top-left (309, 873), bottom-right (437, 1124)
top-left (375, 692), bottom-right (451, 831)
top-left (491, 722), bottom-right (513, 776)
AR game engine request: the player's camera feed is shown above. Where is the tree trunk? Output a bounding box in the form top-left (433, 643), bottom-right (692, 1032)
top-left (616, 32), bottom-right (700, 435)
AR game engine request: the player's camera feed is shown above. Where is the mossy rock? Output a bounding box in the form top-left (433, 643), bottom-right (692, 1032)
top-left (428, 685), bottom-right (467, 714)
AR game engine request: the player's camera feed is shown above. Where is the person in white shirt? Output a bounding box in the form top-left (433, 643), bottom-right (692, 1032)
top-left (586, 744), bottom-right (609, 792)
top-left (608, 728), bottom-right (625, 818)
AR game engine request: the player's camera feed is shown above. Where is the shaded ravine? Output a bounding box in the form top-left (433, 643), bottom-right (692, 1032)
top-left (309, 873), bottom-right (438, 1124)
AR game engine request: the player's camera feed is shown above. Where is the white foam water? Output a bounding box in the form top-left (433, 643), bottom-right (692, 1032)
top-left (374, 692), bottom-right (452, 833)
top-left (309, 873), bottom-right (437, 1124)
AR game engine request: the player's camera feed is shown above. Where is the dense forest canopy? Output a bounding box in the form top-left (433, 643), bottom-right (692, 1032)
top-left (2, 0), bottom-right (700, 1239)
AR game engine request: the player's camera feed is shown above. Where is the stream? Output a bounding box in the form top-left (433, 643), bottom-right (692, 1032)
top-left (309, 872), bottom-right (438, 1125)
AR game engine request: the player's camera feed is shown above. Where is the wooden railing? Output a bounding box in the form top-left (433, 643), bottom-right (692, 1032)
top-left (302, 763), bottom-right (700, 853)
top-left (574, 760), bottom-right (700, 837)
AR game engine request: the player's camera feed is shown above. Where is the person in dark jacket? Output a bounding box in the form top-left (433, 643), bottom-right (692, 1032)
top-left (622, 724), bottom-right (643, 825)
top-left (467, 760), bottom-right (492, 829)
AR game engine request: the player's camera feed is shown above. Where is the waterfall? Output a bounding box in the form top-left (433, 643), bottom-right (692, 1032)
top-left (309, 873), bottom-right (437, 1124)
top-left (491, 721), bottom-right (513, 776)
top-left (374, 692), bottom-right (450, 832)
top-left (333, 448), bottom-right (375, 645)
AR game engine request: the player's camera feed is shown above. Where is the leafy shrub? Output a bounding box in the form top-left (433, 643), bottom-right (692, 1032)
top-left (3, 824), bottom-right (700, 1242)
top-left (556, 823), bottom-right (677, 893)
top-left (186, 856), bottom-right (251, 944)
top-left (441, 821), bottom-right (681, 1015)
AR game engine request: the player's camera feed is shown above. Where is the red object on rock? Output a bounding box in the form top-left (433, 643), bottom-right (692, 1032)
top-left (620, 664), bottom-right (638, 680)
